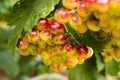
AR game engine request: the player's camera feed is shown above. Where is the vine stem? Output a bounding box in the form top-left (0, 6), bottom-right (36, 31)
top-left (63, 24), bottom-right (81, 45)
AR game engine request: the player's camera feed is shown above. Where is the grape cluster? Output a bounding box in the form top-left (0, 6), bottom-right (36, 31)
top-left (17, 17), bottom-right (93, 72)
top-left (16, 0), bottom-right (120, 71)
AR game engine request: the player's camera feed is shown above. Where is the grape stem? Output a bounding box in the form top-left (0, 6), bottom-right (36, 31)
top-left (63, 24), bottom-right (81, 45)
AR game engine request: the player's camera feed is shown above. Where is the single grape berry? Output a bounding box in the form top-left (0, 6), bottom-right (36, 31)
top-left (39, 29), bottom-right (52, 42)
top-left (54, 8), bottom-right (69, 24)
top-left (49, 21), bottom-right (64, 34)
top-left (63, 43), bottom-right (76, 56)
top-left (25, 28), bottom-right (39, 42)
top-left (62, 0), bottom-right (79, 9)
top-left (37, 18), bottom-right (49, 30)
top-left (54, 33), bottom-right (67, 45)
top-left (17, 38), bottom-right (28, 50)
top-left (77, 45), bottom-right (88, 59)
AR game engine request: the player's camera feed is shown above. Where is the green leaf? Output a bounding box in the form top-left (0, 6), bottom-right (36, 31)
top-left (68, 57), bottom-right (97, 80)
top-left (95, 53), bottom-right (104, 72)
top-left (105, 58), bottom-right (119, 76)
top-left (18, 56), bottom-right (36, 74)
top-left (0, 49), bottom-right (19, 78)
top-left (0, 27), bottom-right (13, 49)
top-left (7, 0), bottom-right (60, 52)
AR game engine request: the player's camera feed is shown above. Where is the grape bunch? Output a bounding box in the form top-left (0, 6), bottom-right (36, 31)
top-left (16, 0), bottom-right (120, 71)
top-left (16, 17), bottom-right (93, 72)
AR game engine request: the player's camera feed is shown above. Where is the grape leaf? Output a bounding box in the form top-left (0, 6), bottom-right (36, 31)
top-left (105, 58), bottom-right (119, 76)
top-left (7, 0), bottom-right (60, 53)
top-left (95, 53), bottom-right (104, 72)
top-left (0, 49), bottom-right (19, 78)
top-left (68, 57), bottom-right (97, 80)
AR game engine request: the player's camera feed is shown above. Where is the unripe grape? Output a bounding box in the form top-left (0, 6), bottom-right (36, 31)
top-left (86, 47), bottom-right (93, 58)
top-left (52, 56), bottom-right (61, 63)
top-left (62, 0), bottom-right (79, 9)
top-left (17, 38), bottom-right (28, 50)
top-left (66, 56), bottom-right (78, 68)
top-left (37, 18), bottom-right (49, 30)
top-left (55, 45), bottom-right (64, 55)
top-left (95, 0), bottom-right (110, 13)
top-left (77, 23), bottom-right (88, 34)
top-left (54, 8), bottom-right (69, 24)
top-left (77, 45), bottom-right (88, 59)
top-left (49, 21), bottom-right (64, 34)
top-left (39, 29), bottom-right (52, 42)
top-left (50, 62), bottom-right (67, 72)
top-left (27, 44), bottom-right (37, 55)
top-left (112, 28), bottom-right (120, 38)
top-left (41, 50), bottom-right (50, 61)
top-left (78, 58), bottom-right (85, 64)
top-left (20, 50), bottom-right (30, 56)
top-left (47, 38), bottom-right (55, 46)
top-left (69, 13), bottom-right (82, 30)
top-left (63, 43), bottom-right (76, 56)
top-left (47, 46), bottom-right (56, 56)
top-left (87, 17), bottom-right (100, 32)
top-left (25, 28), bottom-right (39, 42)
top-left (42, 59), bottom-right (52, 65)
top-left (83, 0), bottom-right (96, 11)
top-left (37, 39), bottom-right (47, 49)
top-left (77, 1), bottom-right (91, 17)
top-left (54, 33), bottom-right (67, 45)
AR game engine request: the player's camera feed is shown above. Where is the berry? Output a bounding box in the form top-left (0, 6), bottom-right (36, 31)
top-left (54, 8), bottom-right (69, 24)
top-left (87, 17), bottom-right (100, 31)
top-left (49, 21), bottom-right (64, 34)
top-left (25, 28), bottom-right (39, 42)
top-left (69, 13), bottom-right (82, 30)
top-left (77, 45), bottom-right (88, 59)
top-left (66, 56), bottom-right (78, 68)
top-left (17, 38), bottom-right (28, 50)
top-left (37, 18), bottom-right (49, 30)
top-left (20, 50), bottom-right (30, 56)
top-left (54, 33), bottom-right (67, 45)
top-left (77, 1), bottom-right (91, 17)
top-left (39, 29), bottom-right (52, 42)
top-left (62, 0), bottom-right (79, 9)
top-left (63, 43), bottom-right (76, 56)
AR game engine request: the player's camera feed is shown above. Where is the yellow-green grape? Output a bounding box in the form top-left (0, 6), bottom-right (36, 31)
top-left (77, 58), bottom-right (85, 64)
top-left (66, 56), bottom-right (78, 68)
top-left (50, 62), bottom-right (67, 72)
top-left (112, 28), bottom-right (120, 38)
top-left (37, 39), bottom-right (47, 49)
top-left (69, 13), bottom-right (82, 31)
top-left (25, 28), bottom-right (39, 43)
top-left (42, 59), bottom-right (52, 65)
top-left (94, 12), bottom-right (109, 21)
top-left (111, 48), bottom-right (120, 59)
top-left (47, 46), bottom-right (56, 56)
top-left (54, 8), bottom-right (69, 24)
top-left (41, 50), bottom-right (50, 61)
top-left (77, 23), bottom-right (88, 34)
top-left (86, 47), bottom-right (93, 59)
top-left (112, 38), bottom-right (120, 48)
top-left (77, 1), bottom-right (91, 18)
top-left (20, 50), bottom-right (30, 56)
top-left (62, 0), bottom-right (79, 9)
top-left (95, 0), bottom-right (109, 13)
top-left (39, 29), bottom-right (52, 42)
top-left (103, 42), bottom-right (113, 52)
top-left (52, 55), bottom-right (62, 63)
top-left (87, 17), bottom-right (101, 32)
top-left (55, 45), bottom-right (64, 55)
top-left (27, 44), bottom-right (37, 55)
top-left (63, 43), bottom-right (76, 56)
top-left (101, 52), bottom-right (112, 62)
top-left (47, 39), bottom-right (55, 46)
